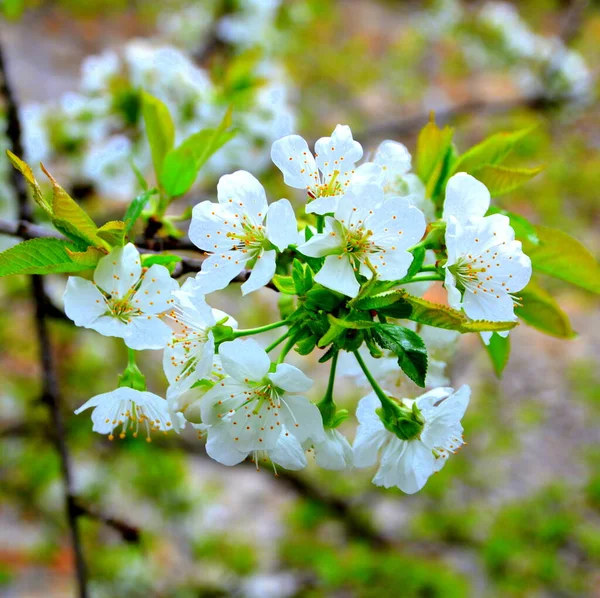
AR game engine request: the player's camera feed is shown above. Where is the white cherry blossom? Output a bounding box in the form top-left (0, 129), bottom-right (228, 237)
top-left (74, 387), bottom-right (175, 441)
top-left (189, 170), bottom-right (298, 295)
top-left (64, 243), bottom-right (177, 350)
top-left (162, 278), bottom-right (222, 392)
top-left (444, 213), bottom-right (532, 343)
top-left (271, 124), bottom-right (365, 215)
top-left (309, 428), bottom-right (354, 471)
top-left (353, 386), bottom-right (470, 494)
top-left (297, 183), bottom-right (426, 297)
top-left (200, 339), bottom-right (325, 466)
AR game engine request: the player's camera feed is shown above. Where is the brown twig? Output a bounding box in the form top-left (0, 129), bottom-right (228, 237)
top-left (0, 42), bottom-right (89, 598)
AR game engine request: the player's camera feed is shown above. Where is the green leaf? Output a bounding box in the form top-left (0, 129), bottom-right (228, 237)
top-left (452, 127), bottom-right (537, 174)
top-left (0, 238), bottom-right (99, 276)
top-left (272, 274), bottom-right (296, 294)
top-left (516, 280), bottom-right (576, 338)
top-left (140, 253), bottom-right (182, 274)
top-left (142, 92), bottom-right (175, 179)
top-left (416, 115), bottom-right (454, 198)
top-left (304, 286), bottom-right (345, 312)
top-left (372, 323), bottom-right (428, 387)
top-left (368, 290), bottom-right (518, 333)
top-left (124, 188), bottom-right (157, 234)
top-left (485, 333), bottom-right (511, 377)
top-left (292, 259), bottom-right (314, 296)
top-left (317, 323), bottom-right (345, 348)
top-left (97, 221), bottom-right (126, 247)
top-left (472, 164), bottom-right (544, 197)
top-left (6, 150), bottom-right (51, 215)
top-left (523, 225), bottom-right (600, 294)
top-left (327, 314), bottom-right (375, 330)
top-left (160, 108), bottom-right (235, 197)
top-left (42, 164), bottom-right (104, 247)
top-left (66, 246), bottom-right (106, 268)
top-left (402, 247), bottom-right (426, 282)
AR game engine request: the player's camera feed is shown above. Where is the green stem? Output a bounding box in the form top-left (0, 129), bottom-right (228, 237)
top-left (406, 273), bottom-right (444, 283)
top-left (127, 348), bottom-right (137, 368)
top-left (265, 331), bottom-right (290, 353)
top-left (348, 257), bottom-right (379, 306)
top-left (353, 350), bottom-right (396, 410)
top-left (317, 351), bottom-right (339, 426)
top-left (419, 264), bottom-right (438, 272)
top-left (233, 320), bottom-right (288, 338)
top-left (277, 334), bottom-right (298, 365)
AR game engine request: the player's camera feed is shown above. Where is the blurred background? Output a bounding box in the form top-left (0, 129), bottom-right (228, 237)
top-left (0, 1), bottom-right (599, 596)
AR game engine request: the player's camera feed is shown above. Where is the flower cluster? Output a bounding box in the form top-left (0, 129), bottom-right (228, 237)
top-left (57, 119), bottom-right (540, 495)
top-left (20, 36), bottom-right (294, 200)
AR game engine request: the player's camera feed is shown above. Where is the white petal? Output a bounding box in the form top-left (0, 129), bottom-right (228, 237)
top-left (63, 277), bottom-right (108, 327)
top-left (271, 134), bottom-right (319, 190)
top-left (206, 423), bottom-right (249, 466)
top-left (335, 183), bottom-right (384, 224)
top-left (266, 198), bottom-right (298, 251)
top-left (280, 394), bottom-right (325, 444)
top-left (269, 431), bottom-right (308, 470)
top-left (367, 200), bottom-right (426, 249)
top-left (163, 331), bottom-right (215, 390)
top-left (305, 194), bottom-right (342, 215)
top-left (368, 245), bottom-right (414, 282)
top-left (314, 428), bottom-right (354, 471)
top-left (374, 140), bottom-right (412, 178)
top-left (133, 264), bottom-right (178, 314)
top-left (443, 173), bottom-right (491, 223)
top-left (352, 162), bottom-right (385, 187)
top-left (124, 316), bottom-right (172, 350)
top-left (86, 314), bottom-right (129, 339)
top-left (353, 393), bottom-right (388, 468)
top-left (218, 338), bottom-right (271, 382)
top-left (189, 200), bottom-right (240, 252)
top-left (314, 124), bottom-right (363, 185)
top-left (269, 363), bottom-right (313, 393)
top-left (241, 249), bottom-right (276, 295)
top-left (93, 243), bottom-right (141, 298)
top-left (373, 438), bottom-right (435, 493)
top-left (297, 218), bottom-right (343, 258)
top-left (194, 250), bottom-right (249, 294)
top-left (217, 170), bottom-right (268, 224)
top-left (314, 255), bottom-right (360, 298)
top-left (200, 379), bottom-right (248, 425)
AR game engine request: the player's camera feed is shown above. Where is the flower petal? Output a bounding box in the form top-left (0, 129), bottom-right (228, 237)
top-left (297, 218), bottom-right (343, 257)
top-left (93, 243), bottom-right (141, 298)
top-left (218, 338), bottom-right (271, 382)
top-left (269, 363), bottom-right (313, 393)
top-left (217, 170), bottom-right (268, 224)
top-left (63, 277), bottom-right (108, 327)
top-left (374, 140), bottom-right (412, 178)
top-left (353, 393), bottom-right (388, 468)
top-left (280, 394), bottom-right (325, 444)
top-left (241, 249), bottom-right (276, 295)
top-left (314, 254), bottom-right (360, 298)
top-left (314, 428), bottom-right (354, 471)
top-left (269, 431), bottom-right (308, 470)
top-left (194, 250), bottom-right (249, 295)
top-left (314, 124), bottom-right (363, 186)
top-left (189, 200), bottom-right (239, 252)
top-left (206, 423), bottom-right (249, 466)
top-left (443, 172), bottom-right (491, 223)
top-left (266, 199), bottom-right (298, 251)
top-left (133, 264), bottom-right (178, 314)
top-left (271, 134), bottom-right (319, 190)
top-left (125, 315), bottom-right (172, 350)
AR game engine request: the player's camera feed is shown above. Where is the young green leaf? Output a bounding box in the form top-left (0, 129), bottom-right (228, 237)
top-left (41, 164), bottom-right (104, 248)
top-left (140, 253), bottom-right (182, 274)
top-left (516, 280), bottom-right (576, 338)
top-left (142, 92), bottom-right (175, 179)
top-left (292, 259), bottom-right (314, 296)
top-left (372, 323), bottom-right (428, 387)
top-left (6, 150), bottom-right (50, 214)
top-left (485, 333), bottom-right (511, 377)
top-left (160, 108), bottom-right (235, 197)
top-left (472, 164), bottom-right (544, 197)
top-left (65, 246), bottom-right (106, 268)
top-left (327, 314), bottom-right (376, 330)
top-left (0, 238), bottom-right (100, 276)
top-left (416, 115), bottom-right (454, 198)
top-left (272, 274), bottom-right (296, 294)
top-left (452, 126), bottom-right (537, 174)
top-left (124, 188), bottom-right (157, 235)
top-left (523, 225), bottom-right (600, 294)
top-left (97, 221), bottom-right (126, 247)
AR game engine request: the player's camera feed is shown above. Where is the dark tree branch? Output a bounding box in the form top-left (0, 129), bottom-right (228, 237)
top-left (0, 42), bottom-right (89, 598)
top-left (73, 499), bottom-right (141, 544)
